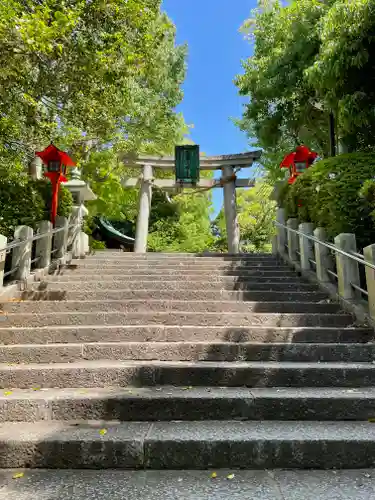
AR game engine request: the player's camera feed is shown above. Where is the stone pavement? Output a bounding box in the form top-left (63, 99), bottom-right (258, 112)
top-left (0, 469), bottom-right (374, 499)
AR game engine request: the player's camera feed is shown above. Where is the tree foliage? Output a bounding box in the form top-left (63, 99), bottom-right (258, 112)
top-left (0, 0), bottom-right (187, 170)
top-left (236, 0), bottom-right (375, 179)
top-left (148, 191), bottom-right (214, 253)
top-left (0, 0), bottom-right (198, 245)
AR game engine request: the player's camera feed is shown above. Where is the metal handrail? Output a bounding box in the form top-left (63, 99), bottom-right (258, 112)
top-left (351, 282), bottom-right (369, 296)
top-left (327, 268), bottom-right (338, 279)
top-left (0, 223), bottom-right (78, 254)
top-left (275, 221), bottom-right (375, 272)
top-left (351, 251), bottom-right (365, 260)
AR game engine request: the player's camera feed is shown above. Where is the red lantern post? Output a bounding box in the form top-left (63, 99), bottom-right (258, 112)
top-left (280, 145), bottom-right (318, 185)
top-left (36, 144), bottom-right (76, 225)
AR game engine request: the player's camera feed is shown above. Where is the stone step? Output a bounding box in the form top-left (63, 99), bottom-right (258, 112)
top-left (68, 262), bottom-right (290, 270)
top-left (19, 289), bottom-right (330, 302)
top-left (1, 419), bottom-right (375, 468)
top-left (60, 268), bottom-right (298, 277)
top-left (0, 341), bottom-right (373, 364)
top-left (33, 280), bottom-right (319, 291)
top-left (48, 275), bottom-right (303, 283)
top-left (90, 252), bottom-right (275, 257)
top-left (0, 469), bottom-right (373, 499)
top-left (0, 311), bottom-right (352, 328)
top-left (77, 255), bottom-right (280, 261)
top-left (75, 258), bottom-right (283, 265)
top-left (2, 386), bottom-right (375, 423)
top-left (0, 325), bottom-right (369, 345)
top-left (0, 300), bottom-right (341, 315)
top-left (1, 359), bottom-right (374, 388)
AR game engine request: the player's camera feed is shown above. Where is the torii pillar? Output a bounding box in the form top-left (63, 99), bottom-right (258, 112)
top-left (121, 151), bottom-right (262, 254)
top-left (134, 164), bottom-right (153, 254)
top-left (222, 165), bottom-right (240, 254)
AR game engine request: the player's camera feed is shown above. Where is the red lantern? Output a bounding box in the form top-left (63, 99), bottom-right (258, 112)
top-left (36, 143), bottom-right (76, 225)
top-left (280, 145), bottom-right (318, 185)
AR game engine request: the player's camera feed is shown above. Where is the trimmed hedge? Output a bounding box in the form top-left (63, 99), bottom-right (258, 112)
top-left (277, 153), bottom-right (375, 248)
top-left (0, 177), bottom-right (73, 239)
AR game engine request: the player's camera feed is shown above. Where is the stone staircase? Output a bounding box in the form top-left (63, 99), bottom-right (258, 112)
top-left (0, 251), bottom-right (374, 470)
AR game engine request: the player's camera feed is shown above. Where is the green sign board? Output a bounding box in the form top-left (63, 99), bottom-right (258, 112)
top-left (175, 145), bottom-right (200, 185)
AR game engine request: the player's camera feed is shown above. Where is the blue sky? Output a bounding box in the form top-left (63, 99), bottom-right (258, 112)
top-left (162, 0), bottom-right (257, 216)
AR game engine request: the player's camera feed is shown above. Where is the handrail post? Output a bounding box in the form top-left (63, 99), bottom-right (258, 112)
top-left (53, 216), bottom-right (69, 259)
top-left (276, 208), bottom-right (286, 254)
top-left (287, 218), bottom-right (299, 263)
top-left (271, 234), bottom-right (278, 256)
top-left (299, 223), bottom-right (314, 271)
top-left (314, 228), bottom-right (330, 283)
top-left (80, 232), bottom-right (89, 256)
top-left (35, 220), bottom-right (53, 269)
top-left (0, 234), bottom-right (7, 286)
top-left (364, 244), bottom-right (375, 320)
top-left (12, 225), bottom-right (33, 281)
top-left (334, 233), bottom-right (361, 300)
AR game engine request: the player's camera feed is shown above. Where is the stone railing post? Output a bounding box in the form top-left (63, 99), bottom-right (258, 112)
top-left (35, 220), bottom-right (52, 269)
top-left (12, 225), bottom-right (33, 281)
top-left (53, 216), bottom-right (69, 259)
top-left (287, 218), bottom-right (299, 263)
top-left (334, 233), bottom-right (360, 300)
top-left (276, 208), bottom-right (286, 254)
top-left (271, 234), bottom-right (278, 256)
top-left (70, 207), bottom-right (82, 258)
top-left (314, 228), bottom-right (330, 283)
top-left (364, 244), bottom-right (375, 321)
top-left (80, 232), bottom-right (89, 255)
top-left (0, 234), bottom-right (7, 286)
top-left (299, 223), bottom-right (314, 271)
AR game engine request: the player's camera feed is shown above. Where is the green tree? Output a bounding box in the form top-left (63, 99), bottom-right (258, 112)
top-left (236, 0), bottom-right (375, 180)
top-left (148, 191), bottom-right (214, 253)
top-left (306, 0), bottom-right (375, 152)
top-left (0, 0), bottom-right (187, 172)
top-left (236, 0), bottom-right (331, 159)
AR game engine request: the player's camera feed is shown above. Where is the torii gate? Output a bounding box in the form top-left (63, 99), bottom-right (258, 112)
top-left (121, 148), bottom-right (262, 254)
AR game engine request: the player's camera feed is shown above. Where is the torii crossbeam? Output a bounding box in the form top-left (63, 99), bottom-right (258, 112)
top-left (121, 150), bottom-right (262, 253)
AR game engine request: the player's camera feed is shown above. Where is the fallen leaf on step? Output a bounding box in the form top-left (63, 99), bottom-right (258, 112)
top-left (368, 418), bottom-right (375, 423)
top-left (99, 429), bottom-right (107, 436)
top-left (227, 473), bottom-right (235, 480)
top-left (211, 472), bottom-right (217, 479)
top-left (3, 391), bottom-right (12, 396)
top-left (32, 387), bottom-right (41, 391)
top-left (12, 472), bottom-right (24, 479)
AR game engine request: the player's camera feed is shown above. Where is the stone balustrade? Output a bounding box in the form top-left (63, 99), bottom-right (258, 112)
top-left (0, 215), bottom-right (89, 289)
top-left (275, 207), bottom-right (375, 324)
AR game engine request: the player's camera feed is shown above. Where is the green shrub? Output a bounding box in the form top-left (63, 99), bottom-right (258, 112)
top-left (360, 179), bottom-right (375, 221)
top-left (0, 177), bottom-right (45, 238)
top-left (0, 177), bottom-right (73, 239)
top-left (278, 153), bottom-right (375, 248)
top-left (90, 238), bottom-right (106, 250)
